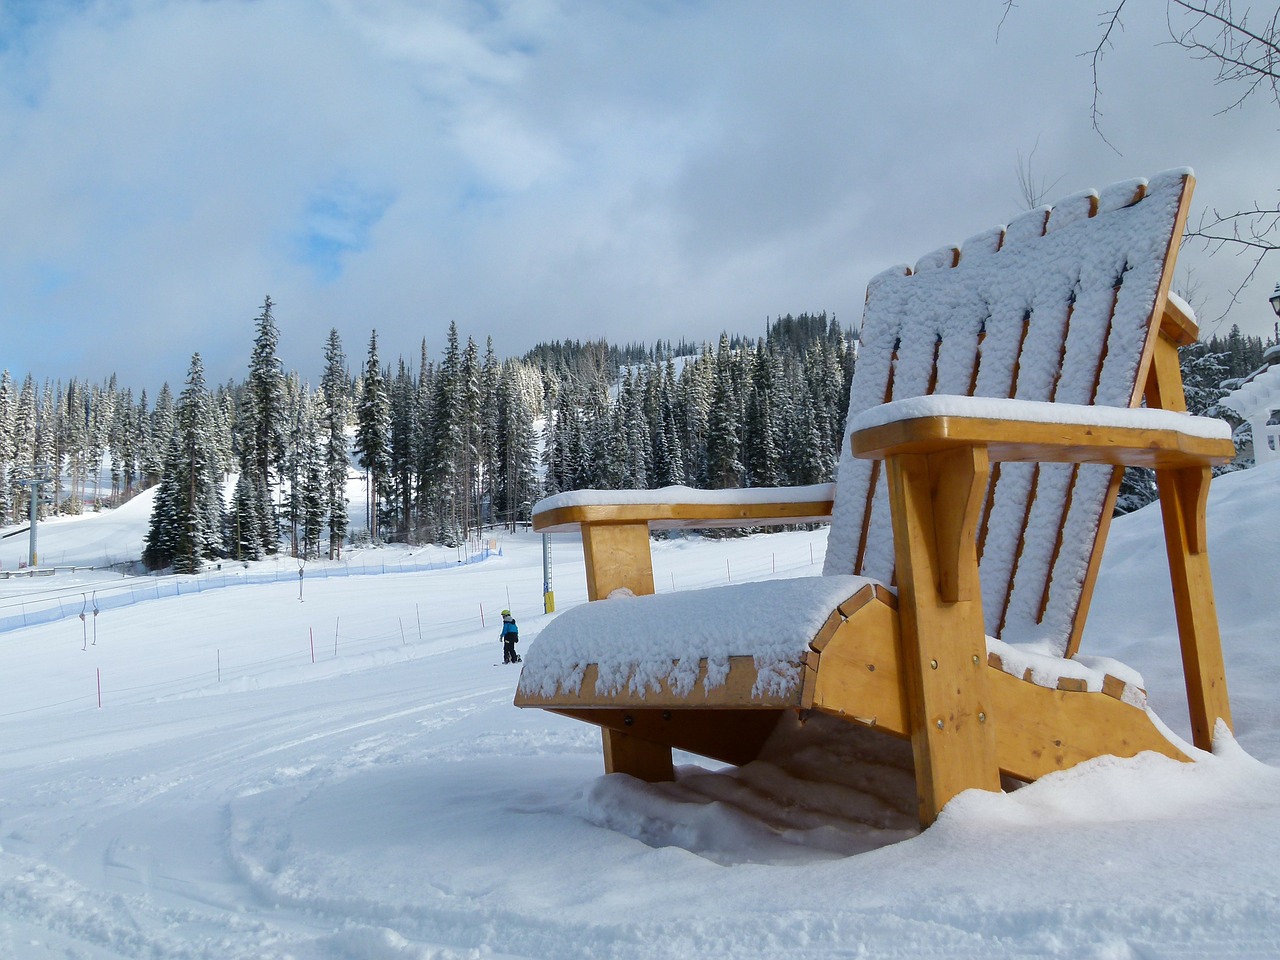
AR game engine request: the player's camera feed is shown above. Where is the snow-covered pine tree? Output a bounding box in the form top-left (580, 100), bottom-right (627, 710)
top-left (430, 324), bottom-right (461, 542)
top-left (387, 358), bottom-right (416, 541)
top-left (144, 353), bottom-right (225, 572)
top-left (618, 368), bottom-right (649, 489)
top-left (37, 383), bottom-right (58, 517)
top-left (320, 328), bottom-right (350, 559)
top-left (109, 387), bottom-right (133, 504)
top-left (479, 338), bottom-right (501, 531)
top-left (1180, 341), bottom-right (1231, 417)
top-left (142, 441), bottom-right (181, 570)
top-left (213, 390), bottom-right (236, 483)
top-left (0, 370), bottom-right (12, 520)
top-left (458, 336), bottom-right (482, 535)
top-left (742, 341), bottom-right (780, 488)
top-left (677, 349), bottom-right (712, 486)
top-left (412, 339), bottom-right (437, 541)
top-left (226, 470), bottom-right (264, 561)
top-left (282, 376), bottom-right (318, 556)
top-left (300, 445), bottom-right (325, 559)
top-left (354, 330), bottom-right (391, 542)
top-left (241, 295), bottom-right (286, 553)
top-left (704, 334), bottom-right (743, 489)
top-left (495, 362), bottom-right (539, 530)
top-left (144, 384), bottom-right (174, 489)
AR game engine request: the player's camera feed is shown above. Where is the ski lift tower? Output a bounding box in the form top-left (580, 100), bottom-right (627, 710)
top-left (14, 463), bottom-right (54, 568)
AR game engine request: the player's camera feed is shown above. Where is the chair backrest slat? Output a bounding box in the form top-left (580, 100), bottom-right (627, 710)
top-left (823, 170), bottom-right (1194, 655)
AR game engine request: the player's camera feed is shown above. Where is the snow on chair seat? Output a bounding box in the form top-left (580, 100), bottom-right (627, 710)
top-left (517, 169), bottom-right (1237, 825)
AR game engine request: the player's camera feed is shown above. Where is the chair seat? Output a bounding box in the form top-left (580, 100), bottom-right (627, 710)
top-left (517, 575), bottom-right (877, 704)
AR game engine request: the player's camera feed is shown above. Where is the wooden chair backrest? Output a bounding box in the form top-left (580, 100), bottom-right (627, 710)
top-left (824, 170), bottom-right (1195, 657)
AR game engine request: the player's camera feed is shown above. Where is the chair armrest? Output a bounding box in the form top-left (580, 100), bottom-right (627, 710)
top-left (532, 484), bottom-right (835, 533)
top-left (849, 396), bottom-right (1235, 468)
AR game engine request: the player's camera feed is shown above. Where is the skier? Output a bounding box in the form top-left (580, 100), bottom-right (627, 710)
top-left (499, 609), bottom-right (521, 664)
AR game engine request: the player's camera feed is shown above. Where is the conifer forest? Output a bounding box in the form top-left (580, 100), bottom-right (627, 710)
top-left (0, 299), bottom-right (858, 572)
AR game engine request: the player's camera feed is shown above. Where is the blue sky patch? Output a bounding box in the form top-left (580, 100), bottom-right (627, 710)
top-left (292, 180), bottom-right (395, 283)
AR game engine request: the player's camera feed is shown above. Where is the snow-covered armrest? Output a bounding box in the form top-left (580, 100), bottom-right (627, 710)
top-left (849, 395), bottom-right (1235, 468)
top-left (531, 483), bottom-right (835, 533)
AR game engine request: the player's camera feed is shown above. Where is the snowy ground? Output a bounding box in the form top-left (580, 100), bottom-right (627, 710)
top-left (0, 466), bottom-right (1277, 958)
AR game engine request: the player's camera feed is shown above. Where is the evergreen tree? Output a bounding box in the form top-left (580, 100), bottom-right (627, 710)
top-left (300, 454), bottom-right (326, 558)
top-left (1180, 341), bottom-right (1231, 416)
top-left (495, 362), bottom-right (539, 530)
top-left (143, 353), bottom-right (225, 571)
top-left (320, 328), bottom-right (350, 559)
top-left (354, 330), bottom-right (391, 542)
top-left (704, 335), bottom-right (744, 488)
top-left (742, 343), bottom-right (781, 487)
top-left (0, 370), bottom-right (13, 521)
top-left (226, 470), bottom-right (264, 561)
top-left (387, 358), bottom-right (416, 540)
top-left (479, 338), bottom-right (502, 530)
top-left (412, 339), bottom-right (439, 541)
top-left (144, 384), bottom-right (174, 488)
top-left (240, 295), bottom-right (286, 552)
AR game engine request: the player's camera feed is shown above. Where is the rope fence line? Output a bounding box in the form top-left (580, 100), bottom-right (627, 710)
top-left (0, 597), bottom-right (507, 719)
top-left (0, 546), bottom-right (501, 636)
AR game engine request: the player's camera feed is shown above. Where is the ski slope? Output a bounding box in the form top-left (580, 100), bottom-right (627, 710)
top-left (0, 466), bottom-right (1277, 958)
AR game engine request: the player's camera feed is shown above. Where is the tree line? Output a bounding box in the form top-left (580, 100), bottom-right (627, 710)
top-left (0, 300), bottom-right (856, 573)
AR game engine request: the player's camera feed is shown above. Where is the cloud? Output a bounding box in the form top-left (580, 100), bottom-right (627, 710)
top-left (0, 0), bottom-right (1276, 391)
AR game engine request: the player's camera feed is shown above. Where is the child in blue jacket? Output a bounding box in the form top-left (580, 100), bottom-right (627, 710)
top-left (499, 610), bottom-right (520, 664)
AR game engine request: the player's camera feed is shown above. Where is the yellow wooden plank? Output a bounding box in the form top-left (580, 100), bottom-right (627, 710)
top-left (1128, 171), bottom-right (1195, 408)
top-left (602, 728), bottom-right (674, 781)
top-left (988, 669), bottom-right (1187, 781)
top-left (532, 496), bottom-right (834, 533)
top-left (1156, 465), bottom-right (1233, 749)
top-left (885, 449), bottom-right (1000, 825)
top-left (1160, 294), bottom-right (1200, 347)
top-left (809, 595), bottom-right (907, 733)
top-left (852, 416), bottom-right (1234, 469)
top-left (1101, 674), bottom-right (1129, 700)
top-left (555, 708), bottom-right (786, 768)
top-left (580, 522), bottom-right (655, 601)
top-left (926, 445), bottom-right (989, 602)
top-left (809, 607), bottom-right (846, 653)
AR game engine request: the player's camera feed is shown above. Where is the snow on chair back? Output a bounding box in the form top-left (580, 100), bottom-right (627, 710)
top-left (824, 170), bottom-right (1194, 656)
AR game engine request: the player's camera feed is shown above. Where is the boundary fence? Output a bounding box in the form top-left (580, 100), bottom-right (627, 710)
top-left (0, 544), bottom-right (500, 636)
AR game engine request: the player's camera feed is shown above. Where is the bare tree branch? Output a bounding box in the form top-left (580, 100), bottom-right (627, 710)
top-left (997, 0), bottom-right (1017, 41)
top-left (1075, 0), bottom-right (1280, 319)
top-left (1185, 203), bottom-right (1280, 317)
top-left (1166, 1), bottom-right (1280, 111)
top-left (1014, 136), bottom-right (1064, 209)
top-left (1085, 5), bottom-right (1130, 151)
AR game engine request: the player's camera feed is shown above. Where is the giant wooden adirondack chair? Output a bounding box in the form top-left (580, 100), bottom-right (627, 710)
top-left (515, 169), bottom-right (1236, 825)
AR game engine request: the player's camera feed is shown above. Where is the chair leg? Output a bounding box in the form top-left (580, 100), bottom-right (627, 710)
top-left (886, 447), bottom-right (1001, 825)
top-left (1156, 465), bottom-right (1232, 750)
top-left (602, 728), bottom-right (675, 782)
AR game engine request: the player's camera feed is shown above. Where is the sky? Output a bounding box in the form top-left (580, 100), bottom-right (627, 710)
top-left (2, 0), bottom-right (1279, 393)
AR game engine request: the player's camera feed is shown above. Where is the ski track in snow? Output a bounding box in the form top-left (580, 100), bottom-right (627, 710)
top-left (0, 466), bottom-right (1278, 957)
